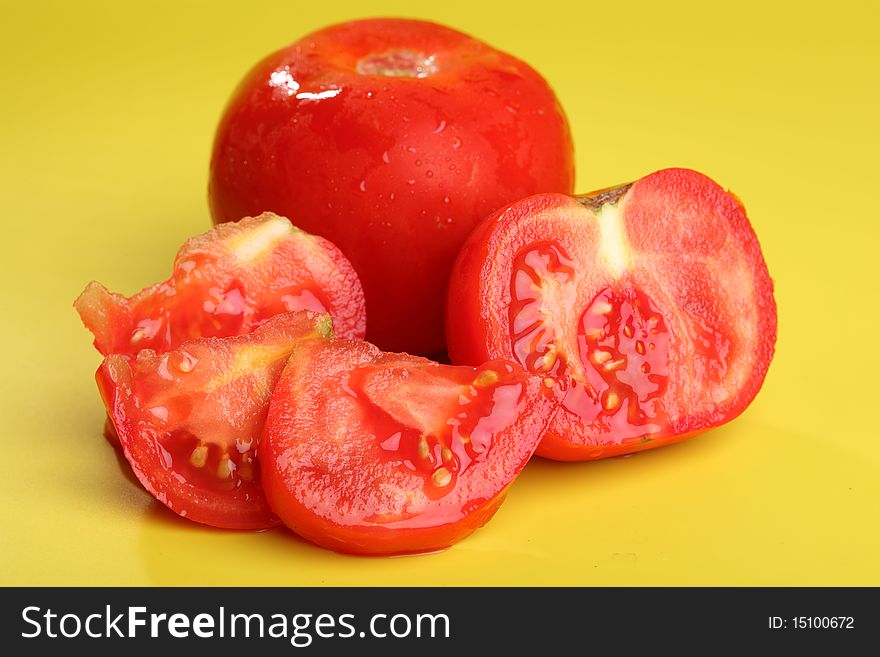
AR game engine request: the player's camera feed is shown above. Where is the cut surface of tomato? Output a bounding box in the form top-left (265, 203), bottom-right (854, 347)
top-left (75, 213), bottom-right (365, 356)
top-left (97, 311), bottom-right (333, 529)
top-left (261, 338), bottom-right (558, 554)
top-left (447, 168), bottom-right (776, 460)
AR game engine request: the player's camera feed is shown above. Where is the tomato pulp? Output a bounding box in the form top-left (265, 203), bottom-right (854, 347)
top-left (210, 18), bottom-right (574, 354)
top-left (97, 311), bottom-right (333, 529)
top-left (447, 168), bottom-right (777, 460)
top-left (261, 338), bottom-right (559, 554)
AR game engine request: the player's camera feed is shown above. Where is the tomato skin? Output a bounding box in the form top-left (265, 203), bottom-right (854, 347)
top-left (261, 338), bottom-right (558, 555)
top-left (98, 311), bottom-right (333, 530)
top-left (447, 169), bottom-right (777, 460)
top-left (75, 213), bottom-right (365, 357)
top-left (209, 18), bottom-right (574, 355)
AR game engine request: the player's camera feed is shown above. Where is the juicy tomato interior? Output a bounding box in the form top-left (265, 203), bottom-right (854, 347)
top-left (261, 338), bottom-right (558, 555)
top-left (75, 212), bottom-right (366, 357)
top-left (447, 168), bottom-right (776, 460)
top-left (98, 311), bottom-right (333, 529)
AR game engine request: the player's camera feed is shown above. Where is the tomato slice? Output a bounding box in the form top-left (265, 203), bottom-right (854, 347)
top-left (97, 311), bottom-right (333, 529)
top-left (261, 338), bottom-right (558, 554)
top-left (75, 212), bottom-right (366, 356)
top-left (447, 168), bottom-right (777, 460)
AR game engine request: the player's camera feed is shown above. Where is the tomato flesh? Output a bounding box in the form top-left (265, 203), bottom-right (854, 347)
top-left (261, 339), bottom-right (558, 554)
top-left (447, 168), bottom-right (777, 460)
top-left (75, 212), bottom-right (366, 357)
top-left (97, 311), bottom-right (333, 529)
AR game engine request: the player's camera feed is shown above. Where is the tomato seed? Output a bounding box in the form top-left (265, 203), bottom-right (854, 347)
top-left (189, 445), bottom-right (208, 468)
top-left (603, 391), bottom-right (620, 412)
top-left (432, 467), bottom-right (452, 487)
top-left (216, 456), bottom-right (235, 479)
top-left (473, 370), bottom-right (499, 387)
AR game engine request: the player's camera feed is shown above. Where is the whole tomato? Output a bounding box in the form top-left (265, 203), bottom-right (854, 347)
top-left (209, 18), bottom-right (574, 354)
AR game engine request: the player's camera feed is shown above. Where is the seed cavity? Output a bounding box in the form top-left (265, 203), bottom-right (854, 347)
top-left (576, 285), bottom-right (671, 437)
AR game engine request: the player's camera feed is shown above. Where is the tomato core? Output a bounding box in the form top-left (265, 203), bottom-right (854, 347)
top-left (355, 50), bottom-right (439, 78)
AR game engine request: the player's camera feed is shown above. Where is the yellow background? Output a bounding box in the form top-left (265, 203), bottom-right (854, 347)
top-left (2, 0), bottom-right (878, 586)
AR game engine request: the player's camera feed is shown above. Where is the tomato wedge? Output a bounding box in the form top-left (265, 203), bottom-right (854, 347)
top-left (261, 338), bottom-right (558, 554)
top-left (75, 212), bottom-right (366, 356)
top-left (447, 168), bottom-right (777, 460)
top-left (97, 311), bottom-right (332, 529)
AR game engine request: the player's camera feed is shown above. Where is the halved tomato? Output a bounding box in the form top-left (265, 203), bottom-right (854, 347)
top-left (261, 338), bottom-right (558, 554)
top-left (447, 168), bottom-right (777, 461)
top-left (97, 311), bottom-right (332, 529)
top-left (75, 212), bottom-right (366, 356)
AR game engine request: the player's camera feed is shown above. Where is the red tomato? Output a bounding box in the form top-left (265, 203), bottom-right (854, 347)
top-left (97, 311), bottom-right (333, 529)
top-left (75, 212), bottom-right (365, 357)
top-left (261, 338), bottom-right (559, 554)
top-left (447, 168), bottom-right (777, 460)
top-left (209, 18), bottom-right (574, 355)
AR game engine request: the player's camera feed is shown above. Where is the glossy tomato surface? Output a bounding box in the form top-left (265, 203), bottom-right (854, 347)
top-left (98, 311), bottom-right (333, 529)
top-left (75, 212), bottom-right (365, 356)
top-left (447, 168), bottom-right (777, 460)
top-left (209, 18), bottom-right (574, 354)
top-left (261, 338), bottom-right (559, 554)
